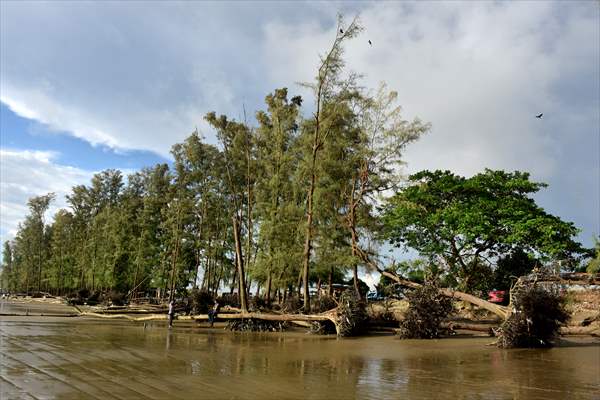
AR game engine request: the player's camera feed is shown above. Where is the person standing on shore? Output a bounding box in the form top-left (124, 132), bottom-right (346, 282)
top-left (208, 300), bottom-right (219, 327)
top-left (168, 300), bottom-right (174, 329)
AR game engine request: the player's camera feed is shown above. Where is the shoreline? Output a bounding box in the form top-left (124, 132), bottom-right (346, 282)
top-left (2, 296), bottom-right (598, 340)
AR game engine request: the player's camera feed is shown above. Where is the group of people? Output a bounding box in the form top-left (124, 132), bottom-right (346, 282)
top-left (167, 299), bottom-right (220, 329)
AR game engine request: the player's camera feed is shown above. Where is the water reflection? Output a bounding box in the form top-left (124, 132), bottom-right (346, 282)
top-left (0, 318), bottom-right (598, 400)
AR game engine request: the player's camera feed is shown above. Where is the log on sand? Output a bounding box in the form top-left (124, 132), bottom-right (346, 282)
top-left (560, 325), bottom-right (600, 336)
top-left (441, 322), bottom-right (496, 334)
top-left (80, 312), bottom-right (168, 322)
top-left (79, 311), bottom-right (341, 333)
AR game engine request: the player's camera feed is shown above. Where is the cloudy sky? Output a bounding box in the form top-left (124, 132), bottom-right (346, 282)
top-left (1, 1), bottom-right (599, 261)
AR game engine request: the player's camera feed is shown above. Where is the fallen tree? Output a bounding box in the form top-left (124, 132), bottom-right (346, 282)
top-left (496, 281), bottom-right (570, 348)
top-left (77, 309), bottom-right (342, 333)
top-left (398, 282), bottom-right (454, 339)
top-left (354, 245), bottom-right (509, 319)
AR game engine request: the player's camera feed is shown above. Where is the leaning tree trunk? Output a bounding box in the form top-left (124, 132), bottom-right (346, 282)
top-left (379, 269), bottom-right (508, 319)
top-left (352, 243), bottom-right (509, 319)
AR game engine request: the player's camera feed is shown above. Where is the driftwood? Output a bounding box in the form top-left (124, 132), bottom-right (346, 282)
top-left (78, 310), bottom-right (341, 333)
top-left (79, 312), bottom-right (168, 321)
top-left (442, 322), bottom-right (496, 334)
top-left (560, 325), bottom-right (600, 336)
top-left (0, 312), bottom-right (79, 317)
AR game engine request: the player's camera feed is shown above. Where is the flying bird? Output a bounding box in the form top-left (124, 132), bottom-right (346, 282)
top-left (368, 40), bottom-right (372, 45)
top-left (535, 113), bottom-right (543, 118)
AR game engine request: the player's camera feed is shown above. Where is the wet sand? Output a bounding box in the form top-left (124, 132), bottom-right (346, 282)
top-left (1, 299), bottom-right (599, 399)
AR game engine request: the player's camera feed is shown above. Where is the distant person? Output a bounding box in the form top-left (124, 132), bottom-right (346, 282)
top-left (168, 300), bottom-right (174, 329)
top-left (208, 300), bottom-right (220, 327)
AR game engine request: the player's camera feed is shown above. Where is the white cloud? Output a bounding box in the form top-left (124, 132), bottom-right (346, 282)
top-left (263, 2), bottom-right (598, 180)
top-left (0, 149), bottom-right (94, 244)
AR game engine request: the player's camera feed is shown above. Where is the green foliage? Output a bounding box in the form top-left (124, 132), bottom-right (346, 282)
top-left (382, 169), bottom-right (587, 292)
top-left (188, 288), bottom-right (214, 314)
top-left (492, 249), bottom-right (538, 291)
top-left (586, 237), bottom-right (600, 273)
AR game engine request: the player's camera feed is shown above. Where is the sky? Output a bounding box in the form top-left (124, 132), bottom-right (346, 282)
top-left (1, 1), bottom-right (599, 285)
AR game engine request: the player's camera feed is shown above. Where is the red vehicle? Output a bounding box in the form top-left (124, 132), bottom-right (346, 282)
top-left (488, 290), bottom-right (506, 304)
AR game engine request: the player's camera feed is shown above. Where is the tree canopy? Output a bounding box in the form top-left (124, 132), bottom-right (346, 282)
top-left (382, 169), bottom-right (589, 292)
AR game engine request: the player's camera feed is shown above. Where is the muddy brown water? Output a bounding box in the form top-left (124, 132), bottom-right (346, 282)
top-left (1, 300), bottom-right (599, 399)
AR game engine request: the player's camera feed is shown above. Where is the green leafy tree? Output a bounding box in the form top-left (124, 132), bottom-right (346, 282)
top-left (382, 169), bottom-right (588, 293)
top-left (49, 209), bottom-right (76, 294)
top-left (253, 88), bottom-right (303, 303)
top-left (339, 84), bottom-right (428, 297)
top-left (0, 241), bottom-right (15, 292)
top-left (586, 237), bottom-right (600, 273)
top-left (205, 112), bottom-right (255, 311)
top-left (135, 164), bottom-right (172, 298)
top-left (299, 15), bottom-right (362, 311)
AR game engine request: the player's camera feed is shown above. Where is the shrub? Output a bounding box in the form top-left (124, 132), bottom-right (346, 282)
top-left (87, 290), bottom-right (101, 305)
top-left (227, 319), bottom-right (287, 332)
top-left (107, 290), bottom-right (125, 306)
top-left (189, 288), bottom-right (214, 314)
top-left (66, 288), bottom-right (90, 305)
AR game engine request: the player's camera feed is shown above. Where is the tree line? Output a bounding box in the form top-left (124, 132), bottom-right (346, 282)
top-left (0, 17), bottom-right (430, 311)
top-left (1, 16), bottom-right (591, 310)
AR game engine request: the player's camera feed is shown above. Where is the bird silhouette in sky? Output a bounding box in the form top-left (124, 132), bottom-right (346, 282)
top-left (339, 28), bottom-right (344, 34)
top-left (368, 40), bottom-right (372, 45)
top-left (535, 113), bottom-right (543, 119)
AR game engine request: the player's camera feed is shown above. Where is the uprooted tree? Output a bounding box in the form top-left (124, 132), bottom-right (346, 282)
top-left (496, 271), bottom-right (570, 348)
top-left (397, 281), bottom-right (453, 339)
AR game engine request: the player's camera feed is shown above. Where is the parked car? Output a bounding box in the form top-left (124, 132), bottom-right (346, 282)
top-left (488, 289), bottom-right (507, 304)
top-left (367, 291), bottom-right (386, 301)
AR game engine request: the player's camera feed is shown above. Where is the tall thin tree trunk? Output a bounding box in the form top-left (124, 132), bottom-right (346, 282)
top-left (232, 215), bottom-right (248, 312)
top-left (328, 266), bottom-right (333, 297)
top-left (37, 231), bottom-right (42, 293)
top-left (297, 267), bottom-right (303, 297)
top-left (301, 149), bottom-right (318, 312)
top-left (266, 270), bottom-right (272, 306)
top-left (58, 243), bottom-right (64, 296)
top-left (168, 205), bottom-right (182, 303)
top-left (230, 266), bottom-right (237, 295)
top-left (131, 239), bottom-right (143, 300)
